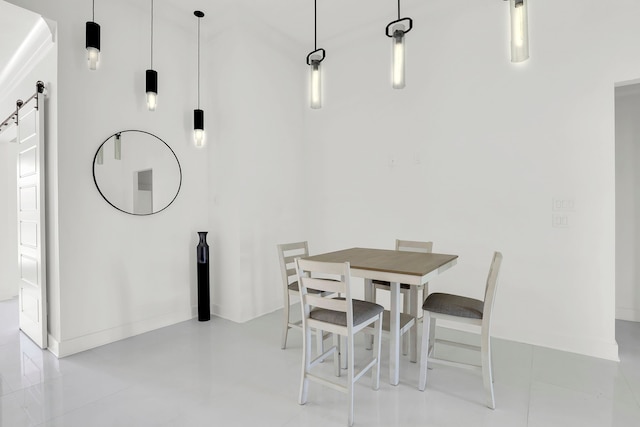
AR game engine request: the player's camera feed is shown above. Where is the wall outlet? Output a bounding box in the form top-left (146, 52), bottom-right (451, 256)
top-left (552, 198), bottom-right (575, 212)
top-left (552, 214), bottom-right (569, 228)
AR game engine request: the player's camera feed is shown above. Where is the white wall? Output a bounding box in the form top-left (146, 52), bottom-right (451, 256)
top-left (5, 0), bottom-right (305, 355)
top-left (8, 0), bottom-right (208, 356)
top-left (616, 85), bottom-right (640, 321)
top-left (0, 135), bottom-right (18, 301)
top-left (7, 0), bottom-right (640, 361)
top-left (303, 0), bottom-right (640, 361)
top-left (207, 8), bottom-right (307, 322)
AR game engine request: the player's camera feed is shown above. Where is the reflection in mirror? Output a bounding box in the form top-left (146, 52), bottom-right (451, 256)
top-left (134, 169), bottom-right (153, 214)
top-left (93, 130), bottom-right (181, 215)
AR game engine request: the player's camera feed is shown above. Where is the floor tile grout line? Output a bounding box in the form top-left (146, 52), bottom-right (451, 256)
top-left (618, 363), bottom-right (640, 408)
top-left (525, 345), bottom-right (534, 426)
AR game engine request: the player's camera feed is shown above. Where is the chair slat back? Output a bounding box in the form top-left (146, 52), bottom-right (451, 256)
top-left (296, 258), bottom-right (352, 328)
top-left (482, 252), bottom-right (503, 330)
top-left (305, 293), bottom-right (348, 312)
top-left (277, 241), bottom-right (309, 288)
top-left (396, 239), bottom-right (433, 253)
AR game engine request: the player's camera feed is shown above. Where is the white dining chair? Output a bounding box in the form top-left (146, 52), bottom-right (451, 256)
top-left (372, 239), bottom-right (433, 356)
top-left (418, 251), bottom-right (503, 409)
top-left (277, 241), bottom-right (329, 353)
top-left (296, 258), bottom-right (383, 427)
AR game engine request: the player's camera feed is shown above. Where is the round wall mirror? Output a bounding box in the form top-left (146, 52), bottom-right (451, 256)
top-left (92, 130), bottom-right (182, 215)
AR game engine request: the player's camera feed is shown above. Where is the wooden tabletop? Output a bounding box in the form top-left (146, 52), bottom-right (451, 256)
top-left (304, 247), bottom-right (458, 277)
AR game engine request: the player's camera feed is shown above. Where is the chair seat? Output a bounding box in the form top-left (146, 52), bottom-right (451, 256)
top-left (372, 279), bottom-right (413, 290)
top-left (422, 293), bottom-right (484, 319)
top-left (310, 298), bottom-right (384, 327)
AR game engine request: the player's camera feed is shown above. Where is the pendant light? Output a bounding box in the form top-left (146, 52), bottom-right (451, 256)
top-left (86, 0), bottom-right (100, 70)
top-left (193, 11), bottom-right (205, 147)
top-left (306, 0), bottom-right (325, 109)
top-left (386, 0), bottom-right (413, 89)
top-left (114, 132), bottom-right (121, 160)
top-left (96, 145), bottom-right (104, 165)
top-left (146, 0), bottom-right (158, 111)
top-left (507, 0), bottom-right (529, 63)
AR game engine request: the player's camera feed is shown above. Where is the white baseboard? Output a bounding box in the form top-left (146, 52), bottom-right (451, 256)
top-left (0, 293), bottom-right (18, 302)
top-left (616, 307), bottom-right (640, 322)
top-left (436, 323), bottom-right (620, 362)
top-left (54, 308), bottom-right (194, 357)
top-left (47, 334), bottom-right (60, 357)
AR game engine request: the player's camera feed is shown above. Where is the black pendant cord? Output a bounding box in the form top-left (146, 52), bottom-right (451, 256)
top-left (92, 0), bottom-right (95, 21)
top-left (150, 0), bottom-right (154, 69)
top-left (386, 0), bottom-right (412, 37)
top-left (305, 0), bottom-right (325, 65)
top-left (197, 16), bottom-right (201, 109)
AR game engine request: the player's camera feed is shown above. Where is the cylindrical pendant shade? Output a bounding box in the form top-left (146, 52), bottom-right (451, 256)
top-left (509, 0), bottom-right (529, 63)
top-left (194, 109), bottom-right (205, 147)
top-left (194, 109), bottom-right (204, 130)
top-left (392, 27), bottom-right (406, 89)
top-left (86, 21), bottom-right (100, 70)
top-left (114, 133), bottom-right (121, 160)
top-left (146, 69), bottom-right (158, 111)
top-left (310, 61), bottom-right (322, 109)
top-left (96, 145), bottom-right (104, 165)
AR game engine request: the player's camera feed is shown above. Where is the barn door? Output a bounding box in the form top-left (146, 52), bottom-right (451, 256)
top-left (16, 86), bottom-right (47, 348)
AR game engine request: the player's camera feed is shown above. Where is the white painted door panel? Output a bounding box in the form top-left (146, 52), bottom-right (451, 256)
top-left (17, 93), bottom-right (47, 349)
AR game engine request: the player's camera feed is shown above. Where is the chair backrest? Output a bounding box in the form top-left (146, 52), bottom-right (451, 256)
top-left (396, 239), bottom-right (433, 254)
top-left (295, 258), bottom-right (353, 329)
top-left (482, 252), bottom-right (503, 330)
top-left (277, 241), bottom-right (309, 292)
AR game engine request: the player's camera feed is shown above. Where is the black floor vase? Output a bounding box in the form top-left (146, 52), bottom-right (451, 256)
top-left (197, 231), bottom-right (210, 321)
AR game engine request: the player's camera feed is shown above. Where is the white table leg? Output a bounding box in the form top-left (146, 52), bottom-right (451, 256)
top-left (390, 281), bottom-right (400, 386)
top-left (364, 278), bottom-right (374, 350)
top-left (409, 286), bottom-right (418, 363)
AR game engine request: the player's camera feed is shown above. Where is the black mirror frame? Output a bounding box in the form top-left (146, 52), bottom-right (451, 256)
top-left (92, 129), bottom-right (182, 216)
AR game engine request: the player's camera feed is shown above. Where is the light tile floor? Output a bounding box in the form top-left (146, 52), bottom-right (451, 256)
top-left (1, 297), bottom-right (639, 426)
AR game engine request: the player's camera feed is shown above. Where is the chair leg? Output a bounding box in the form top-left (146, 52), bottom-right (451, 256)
top-left (409, 287), bottom-right (419, 362)
top-left (299, 326), bottom-right (312, 404)
top-left (347, 330), bottom-right (355, 427)
top-left (341, 336), bottom-right (348, 370)
top-left (416, 286), bottom-right (424, 319)
top-left (281, 298), bottom-right (290, 349)
top-left (334, 334), bottom-right (341, 377)
top-left (402, 331), bottom-right (409, 356)
top-left (428, 317), bottom-right (436, 357)
top-left (418, 311), bottom-right (431, 391)
top-left (316, 328), bottom-right (324, 360)
top-left (372, 314), bottom-right (382, 391)
top-left (481, 331), bottom-right (495, 409)
top-left (365, 280), bottom-right (374, 350)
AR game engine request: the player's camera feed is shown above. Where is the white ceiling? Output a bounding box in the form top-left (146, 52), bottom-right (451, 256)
top-left (0, 0), bottom-right (423, 74)
top-left (161, 0), bottom-right (424, 44)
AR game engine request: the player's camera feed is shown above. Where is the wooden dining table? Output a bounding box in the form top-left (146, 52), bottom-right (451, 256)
top-left (303, 247), bottom-right (458, 385)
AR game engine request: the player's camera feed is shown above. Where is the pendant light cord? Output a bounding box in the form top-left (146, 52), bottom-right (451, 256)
top-left (197, 16), bottom-right (201, 108)
top-left (150, 0), bottom-right (154, 68)
top-left (397, 0), bottom-right (401, 19)
top-left (314, 0), bottom-right (317, 51)
top-left (92, 0), bottom-right (95, 21)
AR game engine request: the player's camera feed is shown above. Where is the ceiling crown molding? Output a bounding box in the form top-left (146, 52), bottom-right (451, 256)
top-left (0, 17), bottom-right (55, 102)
